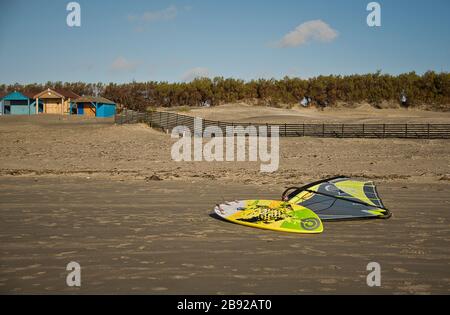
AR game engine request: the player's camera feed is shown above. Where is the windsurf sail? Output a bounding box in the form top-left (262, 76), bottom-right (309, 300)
top-left (282, 176), bottom-right (391, 221)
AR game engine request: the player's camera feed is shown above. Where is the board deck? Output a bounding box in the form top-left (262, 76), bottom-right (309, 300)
top-left (214, 200), bottom-right (323, 234)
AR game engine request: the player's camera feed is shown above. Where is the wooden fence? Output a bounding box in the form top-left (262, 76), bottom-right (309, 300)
top-left (115, 109), bottom-right (450, 139)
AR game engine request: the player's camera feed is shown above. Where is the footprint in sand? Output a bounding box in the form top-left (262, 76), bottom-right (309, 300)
top-left (320, 279), bottom-right (337, 284)
top-left (55, 251), bottom-right (77, 257)
top-left (139, 259), bottom-right (152, 265)
top-left (49, 236), bottom-right (63, 239)
top-left (299, 247), bottom-right (327, 256)
top-left (320, 287), bottom-right (337, 292)
top-left (239, 292), bottom-right (255, 295)
top-left (394, 267), bottom-right (419, 275)
top-left (328, 265), bottom-right (342, 270)
top-left (181, 263), bottom-right (195, 268)
top-left (115, 243), bottom-right (132, 248)
top-left (152, 287), bottom-right (168, 292)
top-left (27, 264), bottom-right (42, 269)
top-left (312, 266), bottom-right (324, 271)
top-left (397, 284), bottom-right (431, 294)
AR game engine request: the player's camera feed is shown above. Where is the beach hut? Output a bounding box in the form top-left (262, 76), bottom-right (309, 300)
top-left (33, 88), bottom-right (79, 115)
top-left (0, 91), bottom-right (37, 115)
top-left (70, 96), bottom-right (116, 118)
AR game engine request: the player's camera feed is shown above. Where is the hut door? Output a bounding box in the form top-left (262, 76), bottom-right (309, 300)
top-left (77, 103), bottom-right (84, 115)
top-left (84, 104), bottom-right (96, 117)
top-left (45, 99), bottom-right (61, 114)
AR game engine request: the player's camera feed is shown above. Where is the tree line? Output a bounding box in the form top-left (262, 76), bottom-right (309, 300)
top-left (1, 71), bottom-right (449, 111)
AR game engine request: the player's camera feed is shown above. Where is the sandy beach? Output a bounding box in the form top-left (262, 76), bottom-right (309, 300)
top-left (178, 103), bottom-right (450, 124)
top-left (2, 0), bottom-right (450, 298)
top-left (0, 108), bottom-right (449, 294)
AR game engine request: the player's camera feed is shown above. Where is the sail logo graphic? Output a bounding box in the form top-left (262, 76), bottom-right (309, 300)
top-left (170, 118), bottom-right (279, 172)
top-left (325, 185), bottom-right (339, 193)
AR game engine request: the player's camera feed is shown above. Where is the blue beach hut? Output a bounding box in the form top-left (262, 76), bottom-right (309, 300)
top-left (0, 91), bottom-right (39, 115)
top-left (70, 96), bottom-right (116, 118)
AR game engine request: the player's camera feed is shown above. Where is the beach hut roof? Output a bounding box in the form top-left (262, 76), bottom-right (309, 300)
top-left (54, 89), bottom-right (80, 99)
top-left (21, 91), bottom-right (37, 98)
top-left (1, 91), bottom-right (35, 101)
top-left (72, 96), bottom-right (115, 105)
top-left (33, 88), bottom-right (80, 99)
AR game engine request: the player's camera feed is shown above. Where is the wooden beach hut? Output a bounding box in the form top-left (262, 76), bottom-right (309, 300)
top-left (33, 88), bottom-right (79, 115)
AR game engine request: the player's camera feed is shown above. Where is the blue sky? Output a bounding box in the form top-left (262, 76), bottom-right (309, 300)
top-left (1, 0), bottom-right (449, 84)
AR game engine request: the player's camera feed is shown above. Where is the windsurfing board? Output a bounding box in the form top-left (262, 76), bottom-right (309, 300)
top-left (214, 200), bottom-right (323, 234)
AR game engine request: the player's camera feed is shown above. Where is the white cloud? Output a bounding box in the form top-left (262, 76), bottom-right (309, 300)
top-left (277, 20), bottom-right (338, 48)
top-left (110, 57), bottom-right (138, 72)
top-left (128, 5), bottom-right (178, 23)
top-left (181, 67), bottom-right (209, 82)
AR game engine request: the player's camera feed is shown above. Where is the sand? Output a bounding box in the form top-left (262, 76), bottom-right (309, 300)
top-left (0, 114), bottom-right (448, 184)
top-left (0, 110), bottom-right (449, 294)
top-left (1, 177), bottom-right (449, 294)
top-left (176, 103), bottom-right (450, 124)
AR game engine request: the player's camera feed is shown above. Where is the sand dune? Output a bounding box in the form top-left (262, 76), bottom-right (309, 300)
top-left (174, 103), bottom-right (450, 124)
